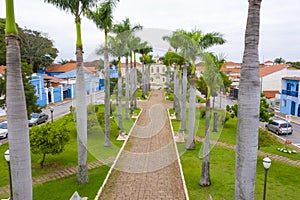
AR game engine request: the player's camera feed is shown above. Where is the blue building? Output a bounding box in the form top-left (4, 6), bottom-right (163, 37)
top-left (30, 72), bottom-right (104, 106)
top-left (280, 77), bottom-right (300, 116)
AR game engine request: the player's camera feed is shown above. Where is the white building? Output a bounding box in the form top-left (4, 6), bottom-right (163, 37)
top-left (150, 63), bottom-right (167, 86)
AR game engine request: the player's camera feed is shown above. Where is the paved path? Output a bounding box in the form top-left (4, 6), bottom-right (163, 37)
top-left (97, 90), bottom-right (187, 200)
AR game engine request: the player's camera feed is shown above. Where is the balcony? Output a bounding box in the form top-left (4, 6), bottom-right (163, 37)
top-left (282, 90), bottom-right (298, 97)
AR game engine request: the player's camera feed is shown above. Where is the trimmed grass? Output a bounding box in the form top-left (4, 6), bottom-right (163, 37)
top-left (171, 108), bottom-right (300, 161)
top-left (0, 165), bottom-right (110, 199)
top-left (0, 104), bottom-right (139, 189)
top-left (32, 166), bottom-right (108, 200)
top-left (181, 142), bottom-right (300, 200)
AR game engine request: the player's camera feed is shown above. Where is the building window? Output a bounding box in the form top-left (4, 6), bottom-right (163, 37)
top-left (162, 67), bottom-right (165, 73)
top-left (287, 83), bottom-right (291, 91)
top-left (157, 67), bottom-right (159, 73)
top-left (282, 99), bottom-right (286, 107)
top-left (151, 67), bottom-right (154, 73)
top-left (163, 77), bottom-right (165, 82)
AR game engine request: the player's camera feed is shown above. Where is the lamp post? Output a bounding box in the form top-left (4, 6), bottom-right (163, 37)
top-left (263, 156), bottom-right (271, 200)
top-left (4, 149), bottom-right (13, 200)
top-left (50, 106), bottom-right (54, 123)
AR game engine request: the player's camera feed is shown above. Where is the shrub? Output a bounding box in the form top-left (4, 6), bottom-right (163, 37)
top-left (30, 123), bottom-right (70, 167)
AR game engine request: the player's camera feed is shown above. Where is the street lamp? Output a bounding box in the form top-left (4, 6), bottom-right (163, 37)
top-left (263, 156), bottom-right (271, 200)
top-left (50, 106), bottom-right (54, 123)
top-left (4, 149), bottom-right (13, 200)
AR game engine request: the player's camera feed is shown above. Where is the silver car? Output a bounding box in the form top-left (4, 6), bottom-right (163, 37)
top-left (265, 119), bottom-right (293, 135)
top-left (28, 113), bottom-right (49, 126)
top-left (0, 121), bottom-right (8, 139)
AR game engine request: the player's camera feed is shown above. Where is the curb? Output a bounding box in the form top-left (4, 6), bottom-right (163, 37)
top-left (94, 109), bottom-right (143, 200)
top-left (168, 109), bottom-right (189, 200)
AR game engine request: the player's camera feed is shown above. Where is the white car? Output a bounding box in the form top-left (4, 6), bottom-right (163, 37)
top-left (0, 121), bottom-right (8, 139)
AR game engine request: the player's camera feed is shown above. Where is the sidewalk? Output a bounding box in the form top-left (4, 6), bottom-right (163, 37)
top-left (96, 90), bottom-right (188, 200)
top-left (275, 110), bottom-right (300, 124)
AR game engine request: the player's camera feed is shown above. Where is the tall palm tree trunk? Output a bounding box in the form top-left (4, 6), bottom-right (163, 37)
top-left (117, 59), bottom-right (123, 133)
top-left (173, 68), bottom-right (178, 114)
top-left (125, 56), bottom-right (130, 119)
top-left (6, 31), bottom-right (33, 200)
top-left (178, 73), bottom-right (182, 121)
top-left (133, 52), bottom-right (137, 108)
top-left (104, 42), bottom-right (111, 147)
top-left (180, 65), bottom-right (187, 132)
top-left (186, 77), bottom-right (196, 150)
top-left (141, 56), bottom-right (146, 98)
top-left (75, 46), bottom-right (89, 183)
top-left (130, 54), bottom-right (134, 114)
top-left (166, 66), bottom-right (170, 95)
top-left (235, 0), bottom-right (262, 199)
top-left (200, 92), bottom-right (211, 186)
top-left (74, 16), bottom-right (89, 183)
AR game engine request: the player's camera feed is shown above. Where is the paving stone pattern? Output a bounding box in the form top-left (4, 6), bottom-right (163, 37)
top-left (98, 90), bottom-right (187, 200)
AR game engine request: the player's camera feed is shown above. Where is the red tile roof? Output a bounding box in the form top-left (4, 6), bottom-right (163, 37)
top-left (222, 61), bottom-right (241, 68)
top-left (282, 76), bottom-right (300, 81)
top-left (0, 65), bottom-right (6, 75)
top-left (263, 90), bottom-right (280, 99)
top-left (119, 62), bottom-right (142, 67)
top-left (44, 75), bottom-right (64, 83)
top-left (45, 61), bottom-right (76, 73)
top-left (259, 64), bottom-right (289, 77)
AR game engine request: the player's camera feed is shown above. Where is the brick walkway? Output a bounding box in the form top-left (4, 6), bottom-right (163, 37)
top-left (97, 90), bottom-right (187, 200)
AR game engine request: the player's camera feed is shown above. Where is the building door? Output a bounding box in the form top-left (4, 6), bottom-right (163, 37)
top-left (48, 91), bottom-right (52, 103)
top-left (298, 105), bottom-right (300, 117)
top-left (291, 101), bottom-right (296, 115)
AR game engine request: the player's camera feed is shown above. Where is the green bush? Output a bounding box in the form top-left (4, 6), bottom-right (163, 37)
top-left (30, 123), bottom-right (70, 167)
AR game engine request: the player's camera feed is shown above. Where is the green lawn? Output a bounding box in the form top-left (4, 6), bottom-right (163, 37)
top-left (0, 104), bottom-right (139, 191)
top-left (170, 105), bottom-right (300, 199)
top-left (171, 108), bottom-right (300, 160)
top-left (181, 142), bottom-right (300, 200)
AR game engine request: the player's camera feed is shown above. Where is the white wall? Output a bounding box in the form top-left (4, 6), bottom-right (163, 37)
top-left (261, 69), bottom-right (287, 91)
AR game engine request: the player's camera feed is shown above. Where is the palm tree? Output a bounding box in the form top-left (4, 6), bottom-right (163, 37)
top-left (5, 0), bottom-right (32, 198)
top-left (86, 0), bottom-right (118, 147)
top-left (199, 53), bottom-right (222, 186)
top-left (137, 43), bottom-right (152, 98)
top-left (235, 0), bottom-right (262, 199)
top-left (112, 18), bottom-right (142, 118)
top-left (44, 0), bottom-right (99, 184)
top-left (107, 34), bottom-right (126, 134)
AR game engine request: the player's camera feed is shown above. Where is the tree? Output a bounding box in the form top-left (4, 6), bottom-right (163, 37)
top-left (137, 43), bottom-right (152, 98)
top-left (0, 18), bottom-right (6, 65)
top-left (226, 94), bottom-right (274, 122)
top-left (87, 0), bottom-right (118, 147)
top-left (44, 0), bottom-right (99, 184)
top-left (19, 28), bottom-right (58, 72)
top-left (0, 62), bottom-right (41, 116)
top-left (235, 0), bottom-right (262, 199)
top-left (107, 34), bottom-right (127, 134)
top-left (5, 0), bottom-right (32, 198)
top-left (199, 53), bottom-right (223, 186)
top-left (30, 123), bottom-right (70, 167)
top-left (274, 57), bottom-right (285, 64)
top-left (112, 17), bottom-right (142, 118)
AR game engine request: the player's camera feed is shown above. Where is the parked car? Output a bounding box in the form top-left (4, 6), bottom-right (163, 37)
top-left (28, 113), bottom-right (48, 126)
top-left (0, 121), bottom-right (8, 139)
top-left (265, 119), bottom-right (293, 135)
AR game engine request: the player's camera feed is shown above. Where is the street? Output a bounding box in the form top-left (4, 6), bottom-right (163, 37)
top-left (0, 91), bottom-right (105, 146)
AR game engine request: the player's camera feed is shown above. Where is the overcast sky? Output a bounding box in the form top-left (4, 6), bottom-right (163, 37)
top-left (1, 0), bottom-right (300, 63)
